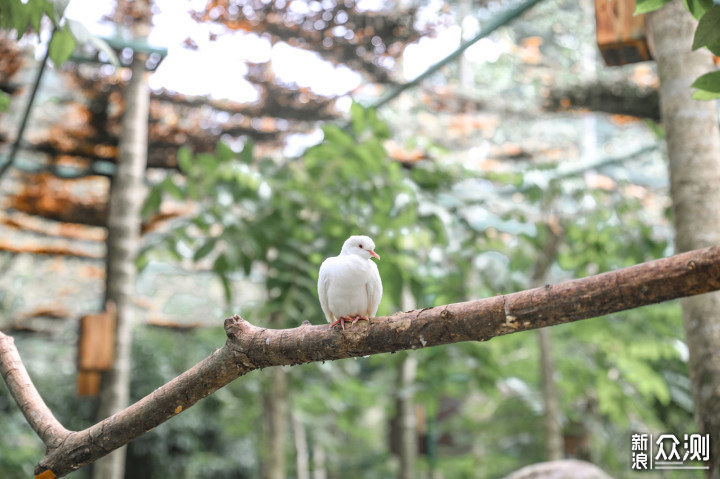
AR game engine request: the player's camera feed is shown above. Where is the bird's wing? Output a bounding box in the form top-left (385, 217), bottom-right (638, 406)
top-left (318, 260), bottom-right (334, 323)
top-left (366, 262), bottom-right (383, 318)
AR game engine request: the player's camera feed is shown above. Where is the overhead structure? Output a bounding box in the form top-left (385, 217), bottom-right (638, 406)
top-left (594, 0), bottom-right (652, 66)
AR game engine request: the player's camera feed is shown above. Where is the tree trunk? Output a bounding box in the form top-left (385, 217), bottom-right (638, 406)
top-left (92, 53), bottom-right (149, 479)
top-left (532, 223), bottom-right (564, 460)
top-left (292, 410), bottom-right (310, 479)
top-left (649, 3), bottom-right (720, 478)
top-left (538, 328), bottom-right (563, 460)
top-left (311, 439), bottom-right (327, 479)
top-left (264, 366), bottom-right (288, 479)
top-left (397, 286), bottom-right (418, 479)
top-left (398, 353), bottom-right (418, 479)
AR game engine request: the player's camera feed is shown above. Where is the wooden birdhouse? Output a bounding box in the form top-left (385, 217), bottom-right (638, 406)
top-left (594, 0), bottom-right (652, 66)
top-left (77, 303), bottom-right (116, 396)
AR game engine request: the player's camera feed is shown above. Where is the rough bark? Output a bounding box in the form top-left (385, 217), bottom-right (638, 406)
top-left (92, 52), bottom-right (149, 479)
top-left (1, 244), bottom-right (719, 478)
top-left (0, 335), bottom-right (70, 449)
top-left (649, 3), bottom-right (720, 478)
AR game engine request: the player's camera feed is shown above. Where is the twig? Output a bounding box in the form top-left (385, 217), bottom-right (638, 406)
top-left (0, 335), bottom-right (71, 449)
top-left (0, 29), bottom-right (52, 185)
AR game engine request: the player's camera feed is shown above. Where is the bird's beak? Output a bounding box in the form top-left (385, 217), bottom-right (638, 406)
top-left (369, 250), bottom-right (380, 260)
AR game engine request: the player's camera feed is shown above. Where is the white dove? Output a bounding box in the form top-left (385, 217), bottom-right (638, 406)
top-left (318, 235), bottom-right (383, 330)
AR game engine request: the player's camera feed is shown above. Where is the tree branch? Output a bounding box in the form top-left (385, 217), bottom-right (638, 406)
top-left (0, 335), bottom-right (70, 449)
top-left (2, 244), bottom-right (720, 477)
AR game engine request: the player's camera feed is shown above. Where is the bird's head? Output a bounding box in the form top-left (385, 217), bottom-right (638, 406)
top-left (341, 235), bottom-right (380, 260)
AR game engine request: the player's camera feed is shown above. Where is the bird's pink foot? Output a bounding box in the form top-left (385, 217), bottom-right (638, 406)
top-left (329, 316), bottom-right (370, 330)
top-left (350, 315), bottom-right (369, 324)
top-left (328, 317), bottom-right (347, 330)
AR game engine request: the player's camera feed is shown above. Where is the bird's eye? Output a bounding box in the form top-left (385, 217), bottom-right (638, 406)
top-left (358, 244), bottom-right (363, 249)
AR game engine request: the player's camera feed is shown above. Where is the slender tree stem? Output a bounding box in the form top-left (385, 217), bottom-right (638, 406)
top-left (0, 335), bottom-right (70, 448)
top-left (0, 29), bottom-right (52, 183)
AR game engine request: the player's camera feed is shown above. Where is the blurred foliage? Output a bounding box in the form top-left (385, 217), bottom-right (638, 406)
top-left (139, 103), bottom-right (479, 323)
top-left (0, 96), bottom-right (696, 477)
top-left (0, 333), bottom-right (95, 479)
top-left (125, 326), bottom-right (261, 479)
top-left (126, 103), bottom-right (696, 478)
top-left (0, 0), bottom-right (117, 111)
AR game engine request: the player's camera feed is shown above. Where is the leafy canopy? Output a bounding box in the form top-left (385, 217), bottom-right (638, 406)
top-left (140, 103), bottom-right (477, 324)
top-left (0, 0), bottom-right (118, 111)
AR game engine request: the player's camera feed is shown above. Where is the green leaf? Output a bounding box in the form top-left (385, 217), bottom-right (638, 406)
top-left (0, 91), bottom-right (10, 112)
top-left (196, 153), bottom-right (219, 176)
top-left (367, 107), bottom-right (390, 139)
top-left (706, 36), bottom-right (720, 57)
top-left (48, 26), bottom-right (76, 65)
top-left (691, 70), bottom-right (720, 93)
top-left (0, 0), bottom-right (63, 34)
top-left (215, 141), bottom-right (234, 163)
top-left (66, 19), bottom-right (119, 66)
top-left (691, 71), bottom-right (720, 99)
top-left (213, 253), bottom-right (229, 275)
top-left (322, 124), bottom-right (356, 151)
top-left (683, 0), bottom-right (713, 19)
top-left (142, 186), bottom-right (163, 217)
top-left (240, 140), bottom-right (254, 164)
top-left (193, 239), bottom-right (217, 261)
top-left (241, 254), bottom-right (253, 276)
top-left (48, 0), bottom-right (69, 21)
top-left (692, 88), bottom-right (720, 100)
top-left (693, 5), bottom-right (720, 50)
top-left (349, 102), bottom-right (366, 136)
top-left (213, 255), bottom-right (233, 302)
top-left (135, 250), bottom-right (150, 272)
top-left (177, 146), bottom-right (193, 174)
top-left (635, 0), bottom-right (671, 14)
top-left (28, 0), bottom-right (50, 31)
top-left (219, 273), bottom-right (232, 303)
top-left (7, 0), bottom-right (30, 34)
top-left (643, 119), bottom-right (665, 139)
top-left (161, 176), bottom-right (185, 200)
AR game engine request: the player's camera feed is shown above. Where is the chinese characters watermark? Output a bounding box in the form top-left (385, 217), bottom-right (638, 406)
top-left (631, 433), bottom-right (710, 471)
